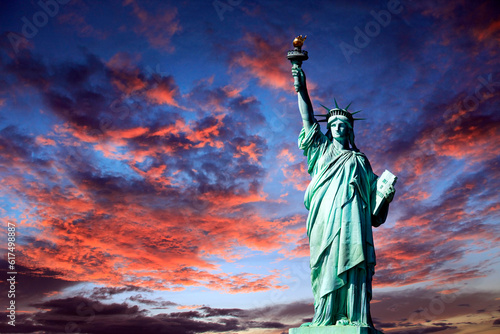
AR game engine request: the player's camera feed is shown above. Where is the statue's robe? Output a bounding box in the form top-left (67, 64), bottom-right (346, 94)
top-left (299, 123), bottom-right (388, 327)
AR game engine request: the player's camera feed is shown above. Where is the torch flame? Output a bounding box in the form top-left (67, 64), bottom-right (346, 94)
top-left (293, 35), bottom-right (307, 48)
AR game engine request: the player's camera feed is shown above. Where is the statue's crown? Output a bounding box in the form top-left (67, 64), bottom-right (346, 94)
top-left (315, 99), bottom-right (365, 125)
top-left (327, 108), bottom-right (354, 123)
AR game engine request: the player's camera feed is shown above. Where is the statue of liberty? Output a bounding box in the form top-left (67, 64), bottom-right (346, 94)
top-left (288, 36), bottom-right (396, 334)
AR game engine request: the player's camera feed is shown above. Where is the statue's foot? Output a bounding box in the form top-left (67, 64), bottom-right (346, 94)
top-left (336, 319), bottom-right (349, 326)
top-left (300, 322), bottom-right (312, 327)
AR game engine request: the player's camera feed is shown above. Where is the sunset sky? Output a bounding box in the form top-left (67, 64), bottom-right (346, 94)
top-left (0, 0), bottom-right (499, 333)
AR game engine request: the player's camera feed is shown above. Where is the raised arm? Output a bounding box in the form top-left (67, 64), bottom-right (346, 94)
top-left (291, 62), bottom-right (315, 132)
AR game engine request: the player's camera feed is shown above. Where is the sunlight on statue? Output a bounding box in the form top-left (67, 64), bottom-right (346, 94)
top-left (287, 36), bottom-right (396, 334)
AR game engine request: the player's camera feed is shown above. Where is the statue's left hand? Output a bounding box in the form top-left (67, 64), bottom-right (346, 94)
top-left (384, 185), bottom-right (396, 203)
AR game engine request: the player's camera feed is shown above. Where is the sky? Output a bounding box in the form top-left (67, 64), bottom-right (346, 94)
top-left (0, 0), bottom-right (499, 333)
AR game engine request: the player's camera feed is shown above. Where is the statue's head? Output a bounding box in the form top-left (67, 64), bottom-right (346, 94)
top-left (328, 114), bottom-right (352, 140)
top-left (317, 101), bottom-right (364, 151)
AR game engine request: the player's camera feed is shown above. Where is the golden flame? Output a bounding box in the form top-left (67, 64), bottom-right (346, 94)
top-left (293, 35), bottom-right (307, 48)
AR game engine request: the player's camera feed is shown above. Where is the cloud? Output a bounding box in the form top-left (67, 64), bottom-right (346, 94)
top-left (0, 296), bottom-right (293, 334)
top-left (370, 288), bottom-right (500, 333)
top-left (370, 151), bottom-right (500, 289)
top-left (105, 52), bottom-right (181, 107)
top-left (106, 52), bottom-right (148, 95)
top-left (145, 76), bottom-right (180, 107)
top-left (57, 9), bottom-right (108, 39)
top-left (1, 43), bottom-right (497, 305)
top-left (128, 294), bottom-right (178, 309)
top-left (2, 48), bottom-right (50, 89)
top-left (123, 0), bottom-right (181, 52)
top-left (89, 286), bottom-right (153, 300)
top-left (281, 161), bottom-right (309, 191)
top-left (0, 260), bottom-right (78, 310)
top-left (418, 1), bottom-right (500, 50)
top-left (5, 287), bottom-right (496, 334)
top-left (229, 33), bottom-right (293, 91)
top-left (0, 46), bottom-right (301, 294)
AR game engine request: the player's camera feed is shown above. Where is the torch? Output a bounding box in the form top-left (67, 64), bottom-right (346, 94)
top-left (287, 35), bottom-right (308, 91)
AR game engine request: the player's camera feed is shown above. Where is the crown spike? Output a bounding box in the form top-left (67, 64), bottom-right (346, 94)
top-left (353, 118), bottom-right (366, 121)
top-left (334, 98), bottom-right (339, 108)
top-left (345, 101), bottom-right (353, 110)
top-left (351, 110), bottom-right (363, 115)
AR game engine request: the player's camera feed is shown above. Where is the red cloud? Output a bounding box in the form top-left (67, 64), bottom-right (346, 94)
top-left (186, 115), bottom-right (225, 149)
top-left (276, 145), bottom-right (309, 191)
top-left (145, 77), bottom-right (180, 107)
top-left (230, 33), bottom-right (292, 91)
top-left (277, 147), bottom-right (297, 163)
top-left (434, 123), bottom-right (499, 163)
top-left (281, 162), bottom-right (309, 191)
top-left (106, 52), bottom-right (147, 95)
top-left (106, 52), bottom-right (181, 107)
top-left (107, 127), bottom-right (149, 140)
top-left (392, 98), bottom-right (499, 189)
top-left (1, 120), bottom-right (303, 293)
top-left (474, 18), bottom-right (500, 42)
top-left (234, 142), bottom-right (262, 163)
top-left (35, 135), bottom-right (56, 146)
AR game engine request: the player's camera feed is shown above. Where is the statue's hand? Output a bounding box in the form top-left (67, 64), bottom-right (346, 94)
top-left (384, 185), bottom-right (396, 203)
top-left (291, 65), bottom-right (306, 93)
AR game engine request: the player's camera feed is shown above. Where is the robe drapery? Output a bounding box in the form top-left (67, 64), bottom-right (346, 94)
top-left (299, 123), bottom-right (384, 327)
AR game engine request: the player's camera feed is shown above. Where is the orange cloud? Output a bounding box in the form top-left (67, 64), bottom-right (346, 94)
top-left (230, 33), bottom-right (292, 91)
top-left (35, 136), bottom-right (56, 146)
top-left (435, 124), bottom-right (500, 163)
top-left (399, 190), bottom-right (430, 201)
top-left (281, 162), bottom-right (309, 191)
top-left (107, 127), bottom-right (149, 140)
top-left (392, 102), bottom-right (499, 189)
top-left (186, 115), bottom-right (225, 149)
top-left (145, 78), bottom-right (179, 107)
top-left (222, 85), bottom-right (243, 98)
top-left (277, 147), bottom-right (297, 163)
top-left (2, 122), bottom-right (297, 293)
top-left (234, 142), bottom-right (262, 163)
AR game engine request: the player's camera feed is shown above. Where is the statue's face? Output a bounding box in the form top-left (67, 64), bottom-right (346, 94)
top-left (328, 116), bottom-right (350, 139)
